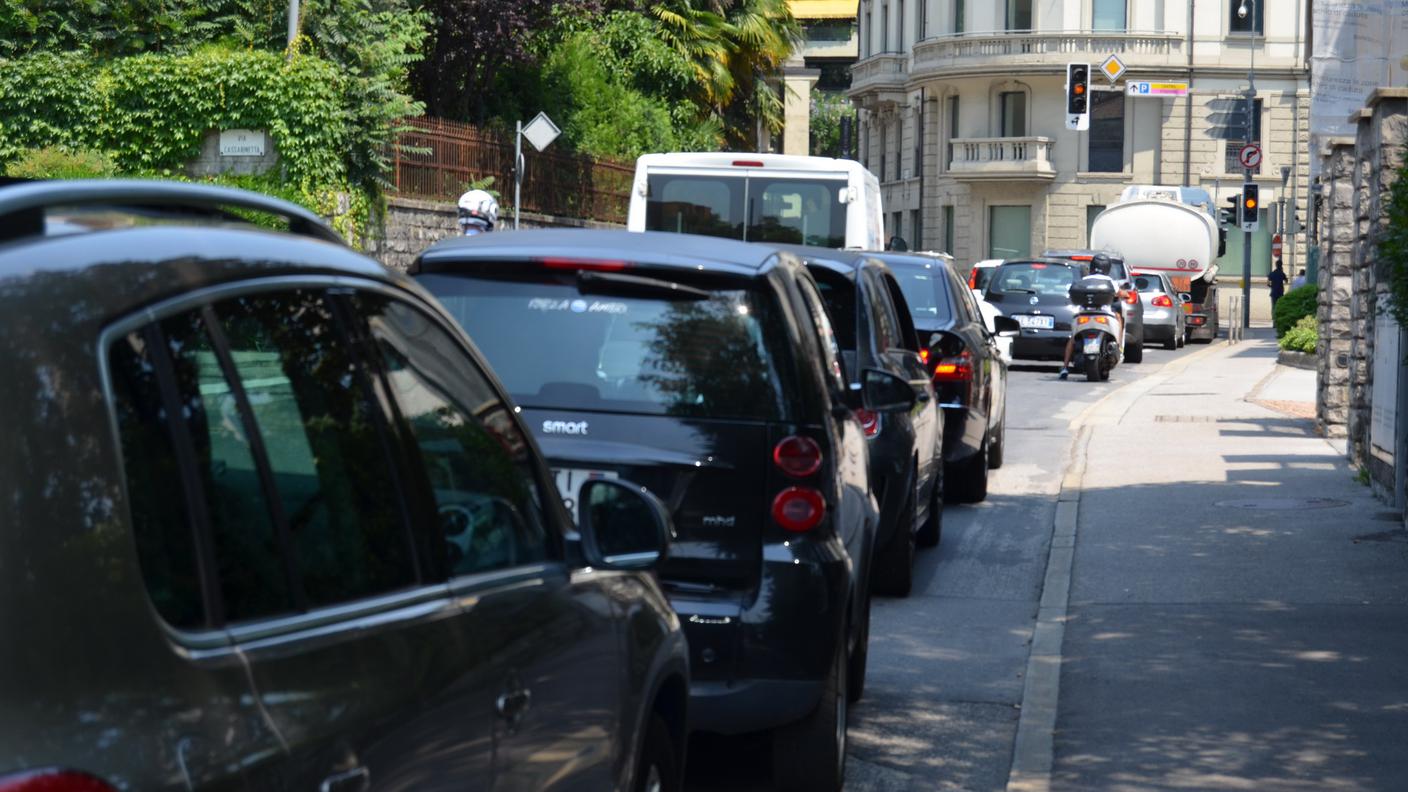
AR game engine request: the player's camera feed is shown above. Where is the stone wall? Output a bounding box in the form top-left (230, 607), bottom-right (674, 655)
top-left (367, 196), bottom-right (624, 272)
top-left (1316, 141), bottom-right (1355, 437)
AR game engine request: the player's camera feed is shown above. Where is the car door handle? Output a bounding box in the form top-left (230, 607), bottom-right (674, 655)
top-left (497, 688), bottom-right (532, 720)
top-left (320, 766), bottom-right (370, 792)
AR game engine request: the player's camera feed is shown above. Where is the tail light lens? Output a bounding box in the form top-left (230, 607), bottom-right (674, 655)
top-left (967, 268), bottom-right (978, 289)
top-left (771, 487), bottom-right (826, 532)
top-left (1151, 294), bottom-right (1174, 308)
top-left (919, 347), bottom-right (930, 364)
top-left (540, 257), bottom-right (629, 272)
top-left (0, 770), bottom-right (116, 792)
top-left (932, 349), bottom-right (973, 382)
top-left (853, 408), bottom-right (880, 438)
top-left (1123, 289), bottom-right (1139, 305)
top-left (773, 435), bottom-right (823, 477)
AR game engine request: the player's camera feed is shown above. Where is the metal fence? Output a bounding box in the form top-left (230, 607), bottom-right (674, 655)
top-left (390, 117), bottom-right (634, 225)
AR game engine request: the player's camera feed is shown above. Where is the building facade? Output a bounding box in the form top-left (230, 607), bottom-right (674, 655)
top-left (848, 0), bottom-right (1311, 284)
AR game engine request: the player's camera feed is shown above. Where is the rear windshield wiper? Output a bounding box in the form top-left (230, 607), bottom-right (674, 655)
top-left (577, 270), bottom-right (711, 301)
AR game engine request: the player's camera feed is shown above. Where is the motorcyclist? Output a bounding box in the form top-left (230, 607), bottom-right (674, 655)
top-left (457, 189), bottom-right (499, 236)
top-left (1058, 252), bottom-right (1126, 380)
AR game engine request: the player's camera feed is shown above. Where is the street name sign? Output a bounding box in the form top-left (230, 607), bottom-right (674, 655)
top-left (1099, 54), bottom-right (1126, 84)
top-left (1238, 143), bottom-right (1262, 170)
top-left (1127, 81), bottom-right (1189, 98)
top-left (219, 129), bottom-right (265, 157)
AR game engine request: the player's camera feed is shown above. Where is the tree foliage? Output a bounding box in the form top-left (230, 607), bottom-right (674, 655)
top-left (1272, 284), bottom-right (1318, 338)
top-left (1380, 147), bottom-right (1408, 330)
top-left (810, 91), bottom-right (856, 158)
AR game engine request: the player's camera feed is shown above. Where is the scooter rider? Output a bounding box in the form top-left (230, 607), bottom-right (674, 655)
top-left (1059, 252), bottom-right (1126, 380)
top-left (457, 188), bottom-right (499, 236)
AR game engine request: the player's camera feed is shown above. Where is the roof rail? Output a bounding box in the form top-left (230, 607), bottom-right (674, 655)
top-left (0, 179), bottom-right (345, 245)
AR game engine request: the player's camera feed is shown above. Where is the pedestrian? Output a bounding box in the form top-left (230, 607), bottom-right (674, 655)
top-left (1291, 268), bottom-right (1307, 289)
top-left (1268, 258), bottom-right (1287, 312)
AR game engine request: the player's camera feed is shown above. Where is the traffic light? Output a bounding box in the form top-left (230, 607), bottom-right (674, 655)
top-left (1221, 195), bottom-right (1239, 227)
top-left (1240, 184), bottom-right (1260, 231)
top-left (1065, 63), bottom-right (1090, 131)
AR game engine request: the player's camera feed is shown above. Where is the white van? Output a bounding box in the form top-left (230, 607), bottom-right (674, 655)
top-left (626, 152), bottom-right (883, 250)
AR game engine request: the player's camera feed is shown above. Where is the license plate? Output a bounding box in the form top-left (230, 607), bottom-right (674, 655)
top-left (553, 468), bottom-right (619, 521)
top-left (1016, 314), bottom-right (1054, 330)
top-left (1083, 337), bottom-right (1101, 355)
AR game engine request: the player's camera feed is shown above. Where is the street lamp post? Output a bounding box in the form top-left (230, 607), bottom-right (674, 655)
top-left (1239, 0), bottom-right (1257, 330)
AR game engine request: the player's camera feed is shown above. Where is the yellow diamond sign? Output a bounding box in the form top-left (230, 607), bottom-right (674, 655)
top-left (1099, 54), bottom-right (1126, 84)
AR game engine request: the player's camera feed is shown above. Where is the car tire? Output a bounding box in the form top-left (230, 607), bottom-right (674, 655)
top-left (846, 593), bottom-right (870, 704)
top-left (635, 715), bottom-right (679, 792)
top-left (1125, 340), bottom-right (1143, 363)
top-left (773, 619), bottom-right (848, 792)
top-left (987, 405), bottom-right (1006, 470)
top-left (1163, 334), bottom-right (1178, 350)
top-left (946, 437), bottom-right (989, 503)
top-left (1177, 331), bottom-right (1186, 348)
top-left (872, 486), bottom-right (915, 597)
top-left (916, 466), bottom-right (944, 548)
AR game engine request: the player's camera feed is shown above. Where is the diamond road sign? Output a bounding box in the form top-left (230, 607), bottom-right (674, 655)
top-left (1099, 54), bottom-right (1126, 84)
top-left (521, 112), bottom-right (561, 152)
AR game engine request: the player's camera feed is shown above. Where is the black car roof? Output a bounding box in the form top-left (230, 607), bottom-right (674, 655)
top-left (767, 243), bottom-right (886, 280)
top-left (415, 229), bottom-right (786, 277)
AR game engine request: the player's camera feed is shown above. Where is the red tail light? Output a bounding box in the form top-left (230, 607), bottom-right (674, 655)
top-left (771, 487), bottom-right (826, 532)
top-left (932, 349), bottom-right (973, 382)
top-left (967, 268), bottom-right (978, 289)
top-left (0, 770), bottom-right (116, 792)
top-left (853, 408), bottom-right (880, 438)
top-left (1123, 289), bottom-right (1139, 305)
top-left (773, 435), bottom-right (823, 477)
top-left (1151, 294), bottom-right (1174, 308)
top-left (732, 160), bottom-right (764, 167)
top-left (919, 347), bottom-right (930, 364)
top-left (540, 257), bottom-right (629, 272)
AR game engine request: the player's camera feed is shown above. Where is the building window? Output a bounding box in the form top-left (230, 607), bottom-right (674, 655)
top-left (921, 0), bottom-right (928, 38)
top-left (1088, 91), bottom-right (1125, 172)
top-left (893, 120), bottom-right (902, 180)
top-left (989, 206), bottom-right (1032, 259)
top-left (910, 209), bottom-right (922, 249)
top-left (943, 205), bottom-right (955, 254)
top-left (1093, 0), bottom-right (1126, 31)
top-left (954, 0), bottom-right (965, 34)
top-left (1229, 0), bottom-right (1264, 35)
top-left (947, 95), bottom-right (960, 167)
top-left (1086, 205), bottom-right (1106, 246)
top-left (898, 0), bottom-right (905, 49)
top-left (891, 211), bottom-right (903, 243)
top-left (999, 91), bottom-right (1027, 137)
top-left (879, 120), bottom-right (887, 181)
top-left (1224, 98), bottom-right (1263, 174)
top-left (1006, 0), bottom-right (1032, 31)
top-left (881, 1), bottom-right (889, 51)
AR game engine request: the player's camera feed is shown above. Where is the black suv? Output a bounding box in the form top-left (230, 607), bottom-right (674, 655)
top-left (0, 181), bottom-right (688, 792)
top-left (874, 251), bottom-right (1018, 504)
top-left (412, 229), bottom-right (907, 791)
top-left (776, 245), bottom-right (942, 597)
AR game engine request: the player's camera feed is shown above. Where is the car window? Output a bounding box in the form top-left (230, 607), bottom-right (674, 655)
top-left (886, 260), bottom-right (956, 326)
top-left (972, 266), bottom-right (995, 293)
top-left (866, 270), bottom-right (902, 351)
top-left (796, 273), bottom-right (850, 391)
top-left (1133, 275), bottom-right (1166, 293)
top-left (879, 272), bottom-right (921, 351)
top-left (990, 262), bottom-right (1077, 296)
top-left (808, 267), bottom-right (859, 352)
top-left (354, 293), bottom-right (552, 577)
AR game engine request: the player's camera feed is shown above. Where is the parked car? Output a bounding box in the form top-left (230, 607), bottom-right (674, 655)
top-left (775, 245), bottom-right (942, 596)
top-left (0, 181), bottom-right (689, 792)
top-left (874, 251), bottom-right (1019, 504)
top-left (967, 258), bottom-right (1004, 296)
top-left (412, 229), bottom-right (898, 791)
top-left (1042, 250), bottom-right (1145, 363)
top-left (984, 259), bottom-right (1087, 363)
top-left (1133, 270), bottom-right (1187, 350)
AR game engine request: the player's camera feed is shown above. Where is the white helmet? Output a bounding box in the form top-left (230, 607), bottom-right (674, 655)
top-left (457, 188), bottom-right (499, 234)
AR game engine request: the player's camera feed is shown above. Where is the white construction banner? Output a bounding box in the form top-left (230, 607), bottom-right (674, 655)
top-left (1370, 313), bottom-right (1400, 463)
top-left (1310, 1), bottom-right (1408, 174)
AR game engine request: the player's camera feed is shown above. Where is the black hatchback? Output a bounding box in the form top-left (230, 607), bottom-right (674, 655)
top-left (0, 181), bottom-right (689, 792)
top-left (413, 229), bottom-right (907, 791)
top-left (984, 259), bottom-right (1087, 362)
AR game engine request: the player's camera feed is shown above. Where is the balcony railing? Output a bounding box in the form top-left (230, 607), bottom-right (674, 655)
top-left (912, 30), bottom-right (1184, 76)
top-left (849, 52), bottom-right (909, 94)
top-left (949, 136), bottom-right (1056, 181)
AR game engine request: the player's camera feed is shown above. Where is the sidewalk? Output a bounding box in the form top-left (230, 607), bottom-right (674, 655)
top-left (1053, 331), bottom-right (1408, 790)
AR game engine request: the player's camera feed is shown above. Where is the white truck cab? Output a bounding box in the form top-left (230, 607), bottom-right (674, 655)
top-left (626, 152), bottom-right (883, 250)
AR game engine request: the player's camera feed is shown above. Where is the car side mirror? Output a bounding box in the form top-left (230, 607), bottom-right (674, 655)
top-left (577, 479), bottom-right (672, 570)
top-left (992, 315), bottom-right (1021, 338)
top-left (1179, 292), bottom-right (1193, 304)
top-left (861, 368), bottom-right (916, 413)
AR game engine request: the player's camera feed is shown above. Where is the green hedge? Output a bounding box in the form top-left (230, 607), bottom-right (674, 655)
top-left (1279, 315), bottom-right (1318, 353)
top-left (1273, 284), bottom-right (1318, 337)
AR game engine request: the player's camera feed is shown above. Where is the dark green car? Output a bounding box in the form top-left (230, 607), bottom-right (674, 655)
top-left (0, 181), bottom-right (688, 792)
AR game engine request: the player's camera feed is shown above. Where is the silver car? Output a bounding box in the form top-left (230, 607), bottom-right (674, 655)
top-left (1133, 271), bottom-right (1187, 350)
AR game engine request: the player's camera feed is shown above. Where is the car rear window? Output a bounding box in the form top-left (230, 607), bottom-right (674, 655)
top-left (883, 260), bottom-right (955, 325)
top-left (971, 266), bottom-right (996, 292)
top-left (418, 272), bottom-right (790, 421)
top-left (1133, 274), bottom-right (1167, 293)
top-left (990, 263), bottom-right (1077, 296)
top-left (645, 173), bottom-right (847, 247)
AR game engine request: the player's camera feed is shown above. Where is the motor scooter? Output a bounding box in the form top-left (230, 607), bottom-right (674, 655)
top-left (1068, 277), bottom-right (1123, 382)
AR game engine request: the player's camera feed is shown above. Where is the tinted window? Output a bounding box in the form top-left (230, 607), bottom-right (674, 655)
top-left (885, 260), bottom-right (956, 325)
top-left (356, 294), bottom-right (551, 576)
top-left (990, 263), bottom-right (1077, 296)
top-left (1133, 275), bottom-right (1166, 293)
top-left (796, 275), bottom-right (849, 392)
top-left (808, 267), bottom-right (858, 352)
top-left (420, 273), bottom-right (788, 421)
top-left (971, 266), bottom-right (996, 293)
top-left (646, 173), bottom-right (847, 247)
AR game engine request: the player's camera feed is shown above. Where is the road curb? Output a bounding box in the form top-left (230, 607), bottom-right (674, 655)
top-left (1005, 339), bottom-right (1233, 792)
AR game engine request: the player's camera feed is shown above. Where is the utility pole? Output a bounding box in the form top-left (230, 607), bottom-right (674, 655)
top-left (1239, 0), bottom-right (1257, 330)
top-left (286, 0), bottom-right (300, 49)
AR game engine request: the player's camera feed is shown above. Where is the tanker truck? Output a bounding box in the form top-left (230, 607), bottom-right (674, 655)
top-left (1089, 186), bottom-right (1222, 343)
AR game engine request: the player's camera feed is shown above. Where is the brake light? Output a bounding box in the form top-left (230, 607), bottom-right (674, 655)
top-left (0, 770), bottom-right (116, 792)
top-left (932, 349), bottom-right (973, 382)
top-left (967, 269), bottom-right (978, 289)
top-left (773, 435), bottom-right (823, 477)
top-left (732, 160), bottom-right (764, 167)
top-left (1151, 294), bottom-right (1174, 308)
top-left (919, 347), bottom-right (930, 364)
top-left (1070, 255), bottom-right (1093, 261)
top-left (853, 408), bottom-right (880, 437)
top-left (771, 487), bottom-right (826, 532)
top-left (540, 257), bottom-right (629, 272)
top-left (1123, 289), bottom-right (1139, 305)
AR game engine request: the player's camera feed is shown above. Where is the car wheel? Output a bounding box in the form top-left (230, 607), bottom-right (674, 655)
top-left (1125, 340), bottom-right (1143, 363)
top-left (987, 404), bottom-right (1006, 470)
top-left (1163, 334), bottom-right (1178, 350)
top-left (946, 436), bottom-right (989, 503)
top-left (635, 715), bottom-right (679, 792)
top-left (916, 465), bottom-right (944, 548)
top-left (846, 593), bottom-right (870, 704)
top-left (872, 485), bottom-right (915, 597)
top-left (773, 618), bottom-right (848, 792)
top-left (1177, 331), bottom-right (1186, 348)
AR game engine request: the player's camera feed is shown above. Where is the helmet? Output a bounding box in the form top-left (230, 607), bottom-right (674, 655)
top-left (1089, 252), bottom-right (1112, 276)
top-left (457, 189), bottom-right (498, 234)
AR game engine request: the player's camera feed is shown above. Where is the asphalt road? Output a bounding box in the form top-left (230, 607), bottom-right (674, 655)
top-left (684, 338), bottom-right (1206, 791)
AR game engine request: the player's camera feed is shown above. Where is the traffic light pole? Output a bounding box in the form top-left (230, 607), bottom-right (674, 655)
top-left (1240, 0), bottom-right (1257, 331)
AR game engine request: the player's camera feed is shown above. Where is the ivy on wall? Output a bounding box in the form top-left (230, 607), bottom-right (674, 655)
top-left (1381, 148), bottom-right (1408, 330)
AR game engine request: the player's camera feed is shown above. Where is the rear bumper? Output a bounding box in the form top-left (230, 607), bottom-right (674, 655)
top-left (1186, 313), bottom-right (1217, 338)
top-left (1011, 332), bottom-right (1070, 361)
top-left (688, 677), bottom-right (824, 735)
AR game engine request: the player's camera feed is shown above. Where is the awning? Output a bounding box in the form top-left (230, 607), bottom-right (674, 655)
top-left (789, 0), bottom-right (857, 20)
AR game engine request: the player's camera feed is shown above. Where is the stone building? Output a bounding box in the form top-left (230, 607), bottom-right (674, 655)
top-left (782, 1), bottom-right (861, 155)
top-left (847, 0), bottom-right (1311, 297)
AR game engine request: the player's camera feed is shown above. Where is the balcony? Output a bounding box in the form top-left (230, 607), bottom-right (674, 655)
top-left (948, 137), bottom-right (1056, 181)
top-left (848, 53), bottom-right (909, 106)
top-left (912, 30), bottom-right (1184, 79)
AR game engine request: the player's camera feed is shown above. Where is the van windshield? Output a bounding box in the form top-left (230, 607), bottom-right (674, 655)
top-left (645, 173), bottom-right (847, 247)
top-left (417, 273), bottom-right (789, 422)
